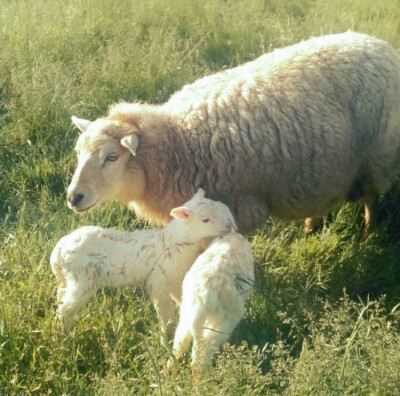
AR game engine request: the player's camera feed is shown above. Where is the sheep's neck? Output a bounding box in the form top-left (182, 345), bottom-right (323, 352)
top-left (131, 121), bottom-right (213, 224)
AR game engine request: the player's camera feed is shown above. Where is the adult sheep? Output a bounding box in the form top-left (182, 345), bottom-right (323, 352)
top-left (67, 31), bottom-right (400, 234)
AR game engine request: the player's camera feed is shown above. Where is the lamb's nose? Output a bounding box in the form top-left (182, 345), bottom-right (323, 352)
top-left (68, 193), bottom-right (84, 207)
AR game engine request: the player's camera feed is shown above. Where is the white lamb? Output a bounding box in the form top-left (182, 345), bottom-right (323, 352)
top-left (170, 232), bottom-right (254, 375)
top-left (50, 189), bottom-right (237, 337)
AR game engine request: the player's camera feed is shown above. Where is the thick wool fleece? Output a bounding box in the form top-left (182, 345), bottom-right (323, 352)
top-left (82, 32), bottom-right (400, 233)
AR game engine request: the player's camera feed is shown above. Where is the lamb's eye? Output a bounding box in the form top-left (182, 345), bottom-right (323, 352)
top-left (202, 218), bottom-right (210, 223)
top-left (105, 153), bottom-right (119, 162)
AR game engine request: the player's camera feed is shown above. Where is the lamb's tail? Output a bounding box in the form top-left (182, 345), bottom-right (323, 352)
top-left (50, 244), bottom-right (66, 287)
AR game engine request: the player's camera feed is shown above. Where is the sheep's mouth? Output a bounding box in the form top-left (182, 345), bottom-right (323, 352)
top-left (72, 200), bottom-right (99, 213)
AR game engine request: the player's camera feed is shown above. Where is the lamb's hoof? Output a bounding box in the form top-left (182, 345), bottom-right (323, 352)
top-left (191, 363), bottom-right (205, 384)
top-left (166, 358), bottom-right (174, 370)
top-left (192, 369), bottom-right (201, 384)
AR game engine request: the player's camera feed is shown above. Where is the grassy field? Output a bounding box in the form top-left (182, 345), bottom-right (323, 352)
top-left (1, 0), bottom-right (400, 394)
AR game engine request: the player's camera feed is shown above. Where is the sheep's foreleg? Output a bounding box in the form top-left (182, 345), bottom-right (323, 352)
top-left (234, 196), bottom-right (269, 234)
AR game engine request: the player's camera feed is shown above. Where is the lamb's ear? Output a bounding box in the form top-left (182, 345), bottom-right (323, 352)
top-left (170, 206), bottom-right (192, 220)
top-left (120, 134), bottom-right (139, 156)
top-left (71, 116), bottom-right (91, 133)
top-left (194, 188), bottom-right (205, 199)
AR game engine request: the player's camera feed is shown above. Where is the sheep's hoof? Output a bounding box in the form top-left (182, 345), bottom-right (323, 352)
top-left (304, 217), bottom-right (323, 234)
top-left (304, 217), bottom-right (315, 233)
top-left (362, 223), bottom-right (373, 239)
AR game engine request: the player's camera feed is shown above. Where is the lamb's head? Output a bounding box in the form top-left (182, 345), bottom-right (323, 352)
top-left (67, 116), bottom-right (145, 213)
top-left (170, 189), bottom-right (238, 239)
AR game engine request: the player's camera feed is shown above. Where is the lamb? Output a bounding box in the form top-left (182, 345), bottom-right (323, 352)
top-left (67, 31), bottom-right (400, 235)
top-left (50, 189), bottom-right (237, 337)
top-left (168, 232), bottom-right (254, 377)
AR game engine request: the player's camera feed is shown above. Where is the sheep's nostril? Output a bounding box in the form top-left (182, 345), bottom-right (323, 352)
top-left (69, 193), bottom-right (84, 207)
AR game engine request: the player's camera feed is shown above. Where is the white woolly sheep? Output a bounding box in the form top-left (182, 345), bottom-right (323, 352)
top-left (50, 189), bottom-right (237, 337)
top-left (169, 232), bottom-right (254, 376)
top-left (67, 32), bottom-right (400, 235)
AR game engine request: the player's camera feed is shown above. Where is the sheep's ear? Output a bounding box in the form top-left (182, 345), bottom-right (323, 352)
top-left (120, 134), bottom-right (139, 156)
top-left (170, 206), bottom-right (192, 220)
top-left (71, 116), bottom-right (91, 133)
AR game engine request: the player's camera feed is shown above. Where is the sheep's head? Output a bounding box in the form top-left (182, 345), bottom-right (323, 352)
top-left (67, 116), bottom-right (145, 213)
top-left (170, 189), bottom-right (238, 239)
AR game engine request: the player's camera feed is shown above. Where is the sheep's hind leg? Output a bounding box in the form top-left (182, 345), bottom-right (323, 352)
top-left (304, 216), bottom-right (323, 233)
top-left (304, 179), bottom-right (365, 234)
top-left (363, 193), bottom-right (379, 237)
top-left (357, 176), bottom-right (379, 237)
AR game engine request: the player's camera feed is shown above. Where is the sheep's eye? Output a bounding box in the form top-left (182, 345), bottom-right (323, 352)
top-left (105, 153), bottom-right (119, 162)
top-left (202, 218), bottom-right (210, 223)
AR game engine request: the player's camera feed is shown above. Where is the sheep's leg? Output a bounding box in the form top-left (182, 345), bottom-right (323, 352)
top-left (304, 217), bottom-right (323, 233)
top-left (363, 193), bottom-right (379, 237)
top-left (346, 179), bottom-right (364, 203)
top-left (234, 196), bottom-right (269, 234)
top-left (57, 284), bottom-right (94, 334)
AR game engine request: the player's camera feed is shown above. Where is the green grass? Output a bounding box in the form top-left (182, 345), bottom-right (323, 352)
top-left (1, 0), bottom-right (400, 393)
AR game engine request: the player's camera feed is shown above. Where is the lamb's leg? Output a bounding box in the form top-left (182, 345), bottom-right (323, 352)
top-left (57, 284), bottom-right (94, 334)
top-left (192, 317), bottom-right (238, 379)
top-left (152, 295), bottom-right (176, 341)
top-left (167, 316), bottom-right (193, 369)
top-left (57, 287), bottom-right (67, 302)
top-left (171, 320), bottom-right (193, 360)
top-left (167, 297), bottom-right (198, 369)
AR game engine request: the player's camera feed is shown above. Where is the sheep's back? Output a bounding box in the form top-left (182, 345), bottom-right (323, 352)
top-left (163, 32), bottom-right (400, 219)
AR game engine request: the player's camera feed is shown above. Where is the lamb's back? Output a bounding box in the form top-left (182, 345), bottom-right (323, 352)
top-left (182, 234), bottom-right (253, 311)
